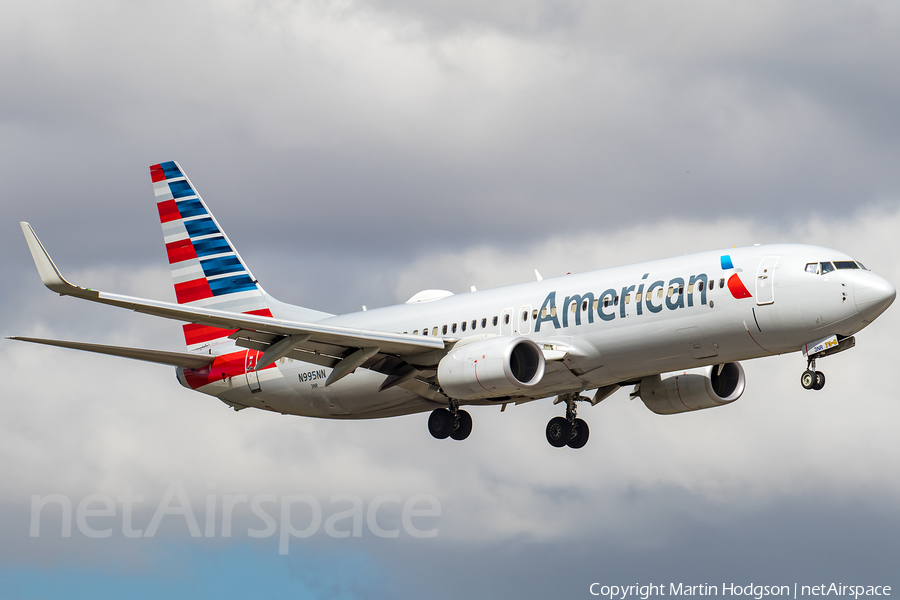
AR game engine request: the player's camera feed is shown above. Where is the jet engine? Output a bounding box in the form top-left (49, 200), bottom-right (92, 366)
top-left (636, 362), bottom-right (745, 415)
top-left (437, 336), bottom-right (545, 400)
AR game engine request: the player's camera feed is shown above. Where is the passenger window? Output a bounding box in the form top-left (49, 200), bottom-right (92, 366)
top-left (603, 298), bottom-right (610, 308)
top-left (614, 295), bottom-right (619, 306)
top-left (451, 323), bottom-right (457, 333)
top-left (821, 262), bottom-right (835, 274)
top-left (834, 261), bottom-right (859, 270)
top-left (582, 300), bottom-right (588, 312)
top-left (550, 307), bottom-right (557, 317)
top-left (522, 311), bottom-right (528, 321)
top-left (541, 308), bottom-right (547, 318)
top-left (805, 263), bottom-right (819, 274)
top-left (719, 278), bottom-right (725, 288)
top-left (482, 318), bottom-right (487, 328)
top-left (432, 327), bottom-right (439, 336)
top-left (657, 288), bottom-right (664, 299)
top-left (571, 303), bottom-right (577, 313)
top-left (472, 319), bottom-right (477, 330)
top-left (687, 284), bottom-right (694, 294)
top-left (413, 330), bottom-right (418, 335)
top-left (504, 314), bottom-right (510, 325)
top-left (532, 309), bottom-right (538, 320)
top-left (678, 285), bottom-right (684, 295)
top-left (492, 316), bottom-right (498, 326)
top-left (592, 299), bottom-right (599, 310)
top-left (625, 293), bottom-right (631, 304)
top-left (461, 321), bottom-right (466, 332)
top-left (635, 292), bottom-right (642, 303)
top-left (698, 281), bottom-right (704, 292)
top-left (667, 287), bottom-right (674, 298)
top-left (442, 325), bottom-right (447, 335)
top-left (709, 280), bottom-right (714, 290)
top-left (423, 329), bottom-right (428, 336)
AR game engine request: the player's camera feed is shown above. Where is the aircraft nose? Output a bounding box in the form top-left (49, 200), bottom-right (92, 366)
top-left (854, 272), bottom-right (896, 321)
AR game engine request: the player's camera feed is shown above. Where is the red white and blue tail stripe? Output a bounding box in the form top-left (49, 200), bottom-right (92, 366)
top-left (151, 161), bottom-right (273, 350)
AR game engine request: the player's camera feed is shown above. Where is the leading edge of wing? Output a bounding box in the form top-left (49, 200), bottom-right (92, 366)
top-left (8, 336), bottom-right (215, 369)
top-left (19, 222), bottom-right (446, 358)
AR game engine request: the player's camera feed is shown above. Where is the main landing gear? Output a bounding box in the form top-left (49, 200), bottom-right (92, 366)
top-left (800, 357), bottom-right (826, 391)
top-left (546, 393), bottom-right (590, 449)
top-left (428, 400), bottom-right (472, 441)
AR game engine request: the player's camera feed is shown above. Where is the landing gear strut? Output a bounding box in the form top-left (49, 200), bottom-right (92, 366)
top-left (800, 357), bottom-right (826, 391)
top-left (428, 400), bottom-right (472, 441)
top-left (546, 393), bottom-right (590, 449)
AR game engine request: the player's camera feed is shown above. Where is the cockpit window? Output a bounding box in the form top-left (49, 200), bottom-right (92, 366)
top-left (834, 261), bottom-right (860, 270)
top-left (807, 260), bottom-right (868, 274)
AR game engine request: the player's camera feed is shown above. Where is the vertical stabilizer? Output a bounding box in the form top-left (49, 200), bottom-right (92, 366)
top-left (151, 161), bottom-right (272, 351)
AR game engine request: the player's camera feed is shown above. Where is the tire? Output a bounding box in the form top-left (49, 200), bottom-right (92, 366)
top-left (800, 370), bottom-right (816, 390)
top-left (450, 410), bottom-right (473, 440)
top-left (546, 416), bottom-right (571, 448)
top-left (567, 418), bottom-right (590, 449)
top-left (812, 371), bottom-right (826, 390)
top-left (428, 408), bottom-right (454, 439)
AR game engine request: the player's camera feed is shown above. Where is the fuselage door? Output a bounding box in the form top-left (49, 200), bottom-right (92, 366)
top-left (245, 350), bottom-right (262, 392)
top-left (756, 256), bottom-right (778, 305)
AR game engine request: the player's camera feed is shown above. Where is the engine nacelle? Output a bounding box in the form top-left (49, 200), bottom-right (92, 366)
top-left (637, 362), bottom-right (745, 415)
top-left (437, 336), bottom-right (545, 400)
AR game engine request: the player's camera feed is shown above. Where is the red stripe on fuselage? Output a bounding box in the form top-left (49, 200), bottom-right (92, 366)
top-left (180, 349), bottom-right (277, 390)
top-left (166, 239), bottom-right (198, 264)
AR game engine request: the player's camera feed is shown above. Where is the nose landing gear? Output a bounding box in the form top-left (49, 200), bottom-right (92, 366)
top-left (800, 358), bottom-right (826, 391)
top-left (546, 393), bottom-right (591, 449)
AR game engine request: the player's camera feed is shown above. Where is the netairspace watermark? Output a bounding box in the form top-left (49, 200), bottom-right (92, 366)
top-left (30, 482), bottom-right (440, 555)
top-left (589, 584), bottom-right (892, 600)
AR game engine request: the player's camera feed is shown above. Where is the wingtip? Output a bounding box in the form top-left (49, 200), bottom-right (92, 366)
top-left (20, 222), bottom-right (75, 293)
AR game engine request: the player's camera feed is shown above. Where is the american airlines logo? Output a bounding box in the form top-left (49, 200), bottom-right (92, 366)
top-left (534, 256), bottom-right (752, 332)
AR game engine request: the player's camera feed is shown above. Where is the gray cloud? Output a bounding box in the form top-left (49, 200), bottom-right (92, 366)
top-left (3, 1), bottom-right (900, 273)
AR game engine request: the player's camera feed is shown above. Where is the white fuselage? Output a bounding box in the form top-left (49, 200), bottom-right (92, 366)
top-left (188, 243), bottom-right (894, 419)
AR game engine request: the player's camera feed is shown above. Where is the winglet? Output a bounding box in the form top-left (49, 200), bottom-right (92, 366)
top-left (20, 222), bottom-right (81, 295)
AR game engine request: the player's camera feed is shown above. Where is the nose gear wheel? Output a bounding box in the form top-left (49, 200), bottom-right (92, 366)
top-left (801, 358), bottom-right (826, 391)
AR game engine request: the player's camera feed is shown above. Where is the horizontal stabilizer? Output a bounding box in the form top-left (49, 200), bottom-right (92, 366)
top-left (8, 336), bottom-right (215, 369)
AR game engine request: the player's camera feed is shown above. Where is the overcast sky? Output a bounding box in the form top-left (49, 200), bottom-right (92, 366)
top-left (2, 1), bottom-right (900, 598)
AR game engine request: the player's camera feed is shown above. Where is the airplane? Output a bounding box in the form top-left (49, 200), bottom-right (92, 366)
top-left (10, 161), bottom-right (896, 448)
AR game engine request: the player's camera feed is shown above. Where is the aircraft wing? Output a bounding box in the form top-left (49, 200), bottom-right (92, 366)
top-left (20, 222), bottom-right (448, 377)
top-left (7, 336), bottom-right (215, 369)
